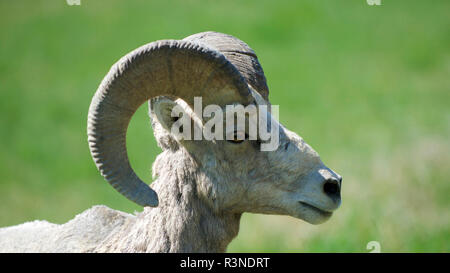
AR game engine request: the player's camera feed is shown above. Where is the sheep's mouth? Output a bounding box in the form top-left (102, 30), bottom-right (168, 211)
top-left (298, 201), bottom-right (333, 218)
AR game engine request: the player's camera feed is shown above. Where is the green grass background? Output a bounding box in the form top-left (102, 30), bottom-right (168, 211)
top-left (0, 0), bottom-right (448, 252)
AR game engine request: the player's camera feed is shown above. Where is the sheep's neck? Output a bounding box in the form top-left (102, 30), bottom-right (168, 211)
top-left (132, 176), bottom-right (242, 253)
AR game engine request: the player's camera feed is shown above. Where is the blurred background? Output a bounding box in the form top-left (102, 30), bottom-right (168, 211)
top-left (0, 0), bottom-right (448, 252)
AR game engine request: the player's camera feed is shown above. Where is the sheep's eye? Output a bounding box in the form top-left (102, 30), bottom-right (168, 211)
top-left (228, 138), bottom-right (244, 144)
top-left (227, 132), bottom-right (248, 144)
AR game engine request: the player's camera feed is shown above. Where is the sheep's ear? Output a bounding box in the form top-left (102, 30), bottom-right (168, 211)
top-left (151, 97), bottom-right (195, 141)
top-left (151, 98), bottom-right (178, 130)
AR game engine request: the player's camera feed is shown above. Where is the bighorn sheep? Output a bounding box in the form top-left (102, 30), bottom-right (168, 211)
top-left (0, 31), bottom-right (342, 253)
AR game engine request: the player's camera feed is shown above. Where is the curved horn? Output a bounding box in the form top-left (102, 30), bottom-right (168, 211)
top-left (88, 40), bottom-right (253, 207)
top-left (184, 31), bottom-right (269, 101)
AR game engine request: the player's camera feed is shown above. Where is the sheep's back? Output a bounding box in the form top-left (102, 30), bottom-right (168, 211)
top-left (0, 205), bottom-right (135, 253)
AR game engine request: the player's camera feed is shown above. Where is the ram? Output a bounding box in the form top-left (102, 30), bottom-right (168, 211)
top-left (0, 32), bottom-right (342, 253)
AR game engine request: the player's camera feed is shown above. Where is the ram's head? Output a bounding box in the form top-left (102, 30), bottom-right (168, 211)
top-left (88, 32), bottom-right (342, 225)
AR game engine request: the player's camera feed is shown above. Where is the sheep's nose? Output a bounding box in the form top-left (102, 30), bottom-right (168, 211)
top-left (323, 178), bottom-right (341, 200)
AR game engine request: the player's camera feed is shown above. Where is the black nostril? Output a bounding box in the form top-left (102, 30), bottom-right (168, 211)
top-left (323, 179), bottom-right (340, 197)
